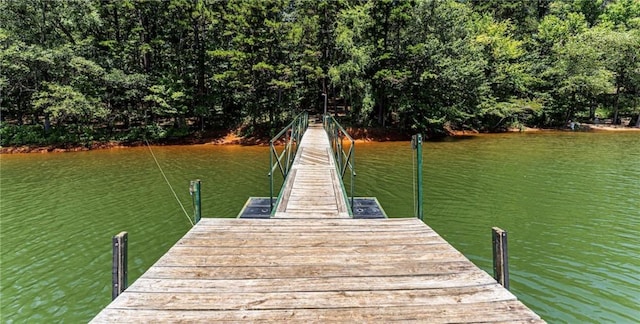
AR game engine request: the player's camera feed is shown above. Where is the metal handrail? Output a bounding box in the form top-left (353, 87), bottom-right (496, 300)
top-left (323, 115), bottom-right (356, 214)
top-left (268, 112), bottom-right (309, 212)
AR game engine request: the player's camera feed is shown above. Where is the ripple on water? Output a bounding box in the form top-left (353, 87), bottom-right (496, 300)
top-left (2, 134), bottom-right (639, 322)
top-left (394, 133), bottom-right (639, 323)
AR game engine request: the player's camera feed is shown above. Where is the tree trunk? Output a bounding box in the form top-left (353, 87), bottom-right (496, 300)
top-left (613, 84), bottom-right (621, 125)
top-left (564, 93), bottom-right (580, 127)
top-left (123, 114), bottom-right (130, 129)
top-left (44, 113), bottom-right (51, 133)
top-left (377, 90), bottom-right (386, 127)
top-left (193, 11), bottom-right (206, 109)
top-left (321, 5), bottom-right (329, 98)
top-left (332, 86), bottom-right (337, 117)
top-left (138, 7), bottom-right (151, 72)
top-left (16, 97), bottom-right (23, 125)
top-left (636, 98), bottom-right (640, 127)
top-left (113, 3), bottom-right (121, 42)
top-left (41, 1), bottom-right (46, 45)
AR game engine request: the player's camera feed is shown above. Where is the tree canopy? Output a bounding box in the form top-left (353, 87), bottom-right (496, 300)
top-left (1, 0), bottom-right (639, 147)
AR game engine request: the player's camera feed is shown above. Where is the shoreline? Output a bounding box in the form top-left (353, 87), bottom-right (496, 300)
top-left (2, 125), bottom-right (638, 154)
top-left (450, 124), bottom-right (640, 136)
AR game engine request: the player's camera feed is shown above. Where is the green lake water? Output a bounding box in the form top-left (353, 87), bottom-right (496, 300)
top-left (1, 132), bottom-right (639, 322)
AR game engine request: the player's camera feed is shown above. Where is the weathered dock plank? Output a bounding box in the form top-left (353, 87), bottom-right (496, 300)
top-left (92, 301), bottom-right (541, 323)
top-left (139, 262), bottom-right (479, 281)
top-left (104, 286), bottom-right (516, 310)
top-left (156, 243), bottom-right (454, 256)
top-left (92, 218), bottom-right (543, 323)
top-left (127, 272), bottom-right (497, 293)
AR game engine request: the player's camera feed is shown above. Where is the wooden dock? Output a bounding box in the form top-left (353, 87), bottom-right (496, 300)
top-left (274, 123), bottom-right (349, 218)
top-left (92, 121), bottom-right (543, 323)
top-left (92, 218), bottom-right (542, 322)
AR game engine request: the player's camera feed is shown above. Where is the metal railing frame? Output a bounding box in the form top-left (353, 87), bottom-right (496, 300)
top-left (268, 112), bottom-right (309, 212)
top-left (323, 114), bottom-right (356, 214)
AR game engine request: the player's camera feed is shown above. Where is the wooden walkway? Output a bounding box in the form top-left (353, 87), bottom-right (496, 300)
top-left (92, 123), bottom-right (543, 323)
top-left (92, 218), bottom-right (543, 323)
top-left (274, 123), bottom-right (349, 218)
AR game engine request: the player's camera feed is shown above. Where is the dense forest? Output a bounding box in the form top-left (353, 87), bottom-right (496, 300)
top-left (1, 0), bottom-right (639, 147)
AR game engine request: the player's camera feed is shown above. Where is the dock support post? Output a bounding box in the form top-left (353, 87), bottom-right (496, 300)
top-left (322, 93), bottom-right (328, 126)
top-left (190, 180), bottom-right (202, 224)
top-left (412, 134), bottom-right (424, 221)
top-left (112, 231), bottom-right (128, 300)
top-left (492, 227), bottom-right (509, 289)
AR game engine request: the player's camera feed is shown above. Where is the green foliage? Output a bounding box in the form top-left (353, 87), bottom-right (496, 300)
top-left (0, 123), bottom-right (46, 146)
top-left (2, 0), bottom-right (640, 147)
top-left (479, 98), bottom-right (543, 131)
top-left (599, 0), bottom-right (640, 29)
top-left (33, 83), bottom-right (106, 124)
top-left (143, 85), bottom-right (186, 116)
top-left (117, 124), bottom-right (168, 143)
top-left (0, 122), bottom-right (101, 147)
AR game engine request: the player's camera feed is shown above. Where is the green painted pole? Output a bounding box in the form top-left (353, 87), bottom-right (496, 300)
top-left (269, 142), bottom-right (273, 212)
top-left (191, 180), bottom-right (202, 224)
top-left (415, 134), bottom-right (423, 221)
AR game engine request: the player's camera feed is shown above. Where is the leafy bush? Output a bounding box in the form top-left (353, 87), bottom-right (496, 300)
top-left (166, 126), bottom-right (190, 139)
top-left (118, 124), bottom-right (168, 143)
top-left (0, 123), bottom-right (47, 146)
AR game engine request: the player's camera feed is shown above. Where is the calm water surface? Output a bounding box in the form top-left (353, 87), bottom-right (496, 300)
top-left (1, 132), bottom-right (638, 322)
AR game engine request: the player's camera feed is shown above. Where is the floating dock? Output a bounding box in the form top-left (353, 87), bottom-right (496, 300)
top-left (92, 118), bottom-right (543, 323)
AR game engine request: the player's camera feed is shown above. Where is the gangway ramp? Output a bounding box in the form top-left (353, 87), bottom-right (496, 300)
top-left (274, 123), bottom-right (349, 218)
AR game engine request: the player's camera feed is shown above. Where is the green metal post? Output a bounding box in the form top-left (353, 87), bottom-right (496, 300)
top-left (413, 134), bottom-right (424, 221)
top-left (269, 144), bottom-right (273, 212)
top-left (286, 132), bottom-right (292, 174)
top-left (190, 180), bottom-right (202, 224)
top-left (337, 133), bottom-right (343, 173)
top-left (335, 126), bottom-right (340, 169)
top-left (351, 144), bottom-right (355, 212)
